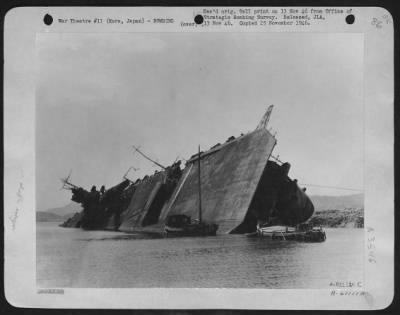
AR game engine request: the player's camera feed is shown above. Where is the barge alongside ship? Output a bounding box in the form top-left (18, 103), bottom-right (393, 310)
top-left (247, 224), bottom-right (326, 242)
top-left (60, 106), bottom-right (316, 236)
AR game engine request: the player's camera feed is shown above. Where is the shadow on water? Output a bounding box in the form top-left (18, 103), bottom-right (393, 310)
top-left (77, 232), bottom-right (165, 241)
top-left (79, 232), bottom-right (328, 250)
top-left (79, 232), bottom-right (234, 242)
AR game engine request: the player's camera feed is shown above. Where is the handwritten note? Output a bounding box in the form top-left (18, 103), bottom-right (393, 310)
top-left (329, 281), bottom-right (363, 288)
top-left (367, 227), bottom-right (376, 264)
top-left (330, 290), bottom-right (367, 296)
top-left (371, 14), bottom-right (393, 29)
top-left (9, 170), bottom-right (24, 231)
top-left (329, 280), bottom-right (365, 297)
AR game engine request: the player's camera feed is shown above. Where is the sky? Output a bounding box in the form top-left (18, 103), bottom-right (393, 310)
top-left (36, 32), bottom-right (364, 211)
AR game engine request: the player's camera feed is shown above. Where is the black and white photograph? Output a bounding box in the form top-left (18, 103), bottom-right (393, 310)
top-left (35, 31), bottom-right (365, 289)
top-left (4, 6), bottom-right (394, 309)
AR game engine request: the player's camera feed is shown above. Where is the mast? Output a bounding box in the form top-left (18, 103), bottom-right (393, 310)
top-left (198, 145), bottom-right (202, 223)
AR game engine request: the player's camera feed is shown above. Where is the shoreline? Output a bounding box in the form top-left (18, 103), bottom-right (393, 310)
top-left (306, 208), bottom-right (364, 228)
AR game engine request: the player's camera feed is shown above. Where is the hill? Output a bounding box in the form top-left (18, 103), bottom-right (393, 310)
top-left (39, 202), bottom-right (82, 217)
top-left (36, 211), bottom-right (64, 222)
top-left (309, 193), bottom-right (364, 211)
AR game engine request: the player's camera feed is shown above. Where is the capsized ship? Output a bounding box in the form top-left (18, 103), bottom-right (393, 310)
top-left (60, 106), bottom-right (315, 234)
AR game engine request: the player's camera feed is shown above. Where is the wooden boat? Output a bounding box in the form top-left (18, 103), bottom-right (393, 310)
top-left (164, 146), bottom-right (219, 237)
top-left (164, 214), bottom-right (218, 236)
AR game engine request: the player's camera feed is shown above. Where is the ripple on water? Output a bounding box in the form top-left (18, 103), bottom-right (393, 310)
top-left (37, 223), bottom-right (364, 288)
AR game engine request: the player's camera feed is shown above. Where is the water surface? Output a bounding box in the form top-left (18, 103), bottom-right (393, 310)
top-left (37, 222), bottom-right (363, 288)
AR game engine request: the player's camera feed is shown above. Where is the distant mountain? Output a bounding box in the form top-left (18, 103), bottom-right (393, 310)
top-left (309, 194), bottom-right (364, 211)
top-left (39, 201), bottom-right (82, 217)
top-left (36, 211), bottom-right (64, 222)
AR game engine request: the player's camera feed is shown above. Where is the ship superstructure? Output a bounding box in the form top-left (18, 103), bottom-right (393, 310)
top-left (61, 106), bottom-right (314, 234)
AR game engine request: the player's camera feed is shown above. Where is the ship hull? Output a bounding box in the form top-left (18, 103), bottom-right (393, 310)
top-left (61, 129), bottom-right (314, 234)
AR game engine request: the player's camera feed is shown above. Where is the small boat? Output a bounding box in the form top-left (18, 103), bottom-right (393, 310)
top-left (254, 224), bottom-right (326, 242)
top-left (164, 145), bottom-right (219, 237)
top-left (164, 214), bottom-right (218, 236)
